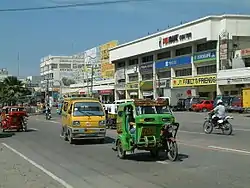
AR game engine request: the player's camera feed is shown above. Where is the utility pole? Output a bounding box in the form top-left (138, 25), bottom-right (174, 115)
top-left (17, 52), bottom-right (20, 78)
top-left (90, 65), bottom-right (94, 97)
top-left (45, 79), bottom-right (49, 106)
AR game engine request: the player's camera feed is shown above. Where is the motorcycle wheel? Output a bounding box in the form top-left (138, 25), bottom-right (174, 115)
top-left (222, 122), bottom-right (233, 135)
top-left (167, 141), bottom-right (178, 161)
top-left (203, 121), bottom-right (213, 134)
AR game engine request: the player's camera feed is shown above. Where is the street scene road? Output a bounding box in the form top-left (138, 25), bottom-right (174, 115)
top-left (1, 112), bottom-right (250, 188)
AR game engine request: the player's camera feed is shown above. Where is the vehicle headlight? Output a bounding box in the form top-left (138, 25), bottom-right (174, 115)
top-left (99, 120), bottom-right (106, 126)
top-left (72, 121), bottom-right (80, 126)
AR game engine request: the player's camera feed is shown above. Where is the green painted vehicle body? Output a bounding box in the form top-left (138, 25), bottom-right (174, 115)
top-left (115, 101), bottom-right (176, 151)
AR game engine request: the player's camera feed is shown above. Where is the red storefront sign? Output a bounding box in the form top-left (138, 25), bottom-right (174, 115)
top-left (99, 90), bottom-right (113, 95)
top-left (241, 48), bottom-right (250, 57)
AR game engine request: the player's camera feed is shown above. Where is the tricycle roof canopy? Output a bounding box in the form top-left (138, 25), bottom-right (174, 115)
top-left (133, 99), bottom-right (168, 107)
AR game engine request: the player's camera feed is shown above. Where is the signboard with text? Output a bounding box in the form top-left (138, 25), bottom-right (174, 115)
top-left (155, 56), bottom-right (191, 69)
top-left (193, 50), bottom-right (216, 63)
top-left (173, 75), bottom-right (216, 87)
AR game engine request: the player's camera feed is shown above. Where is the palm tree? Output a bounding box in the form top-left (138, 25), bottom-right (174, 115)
top-left (1, 76), bottom-right (31, 105)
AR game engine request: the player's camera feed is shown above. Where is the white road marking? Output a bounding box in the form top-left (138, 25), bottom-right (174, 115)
top-left (208, 145), bottom-right (250, 155)
top-left (2, 143), bottom-right (74, 188)
top-left (156, 161), bottom-right (169, 164)
top-left (29, 128), bottom-right (39, 131)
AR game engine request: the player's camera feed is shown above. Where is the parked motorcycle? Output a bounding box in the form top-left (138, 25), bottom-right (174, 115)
top-left (203, 112), bottom-right (233, 135)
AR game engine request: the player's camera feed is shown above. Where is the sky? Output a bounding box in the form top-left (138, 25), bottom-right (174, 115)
top-left (0, 0), bottom-right (250, 77)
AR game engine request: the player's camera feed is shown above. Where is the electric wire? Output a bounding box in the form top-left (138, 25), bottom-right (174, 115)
top-left (0, 0), bottom-right (151, 12)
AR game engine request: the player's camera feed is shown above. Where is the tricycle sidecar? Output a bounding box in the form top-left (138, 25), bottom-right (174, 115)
top-left (113, 99), bottom-right (179, 161)
top-left (1, 106), bottom-right (28, 132)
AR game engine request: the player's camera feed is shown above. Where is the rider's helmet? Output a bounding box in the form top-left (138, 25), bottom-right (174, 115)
top-left (217, 99), bottom-right (223, 105)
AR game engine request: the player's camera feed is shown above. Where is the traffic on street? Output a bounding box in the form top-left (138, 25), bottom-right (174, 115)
top-left (1, 111), bottom-right (250, 188)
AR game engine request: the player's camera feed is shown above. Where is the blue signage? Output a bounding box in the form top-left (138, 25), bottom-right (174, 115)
top-left (155, 56), bottom-right (191, 69)
top-left (193, 50), bottom-right (216, 63)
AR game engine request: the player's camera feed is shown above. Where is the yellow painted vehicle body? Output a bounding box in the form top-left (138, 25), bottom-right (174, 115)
top-left (242, 88), bottom-right (250, 109)
top-left (61, 97), bottom-right (106, 144)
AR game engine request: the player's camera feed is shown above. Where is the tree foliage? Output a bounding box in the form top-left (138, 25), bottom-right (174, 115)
top-left (0, 76), bottom-right (31, 105)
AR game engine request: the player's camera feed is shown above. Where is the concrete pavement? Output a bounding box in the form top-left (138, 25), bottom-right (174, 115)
top-left (1, 112), bottom-right (250, 188)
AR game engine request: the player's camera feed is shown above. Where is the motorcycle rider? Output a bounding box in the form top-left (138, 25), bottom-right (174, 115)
top-left (45, 104), bottom-right (51, 118)
top-left (211, 99), bottom-right (226, 126)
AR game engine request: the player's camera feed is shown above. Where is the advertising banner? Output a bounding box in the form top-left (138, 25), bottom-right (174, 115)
top-left (140, 62), bottom-right (153, 73)
top-left (126, 82), bottom-right (139, 90)
top-left (172, 75), bottom-right (216, 87)
top-left (84, 47), bottom-right (98, 64)
top-left (99, 40), bottom-right (118, 78)
top-left (241, 48), bottom-right (250, 58)
top-left (193, 50), bottom-right (216, 63)
top-left (155, 55), bottom-right (191, 69)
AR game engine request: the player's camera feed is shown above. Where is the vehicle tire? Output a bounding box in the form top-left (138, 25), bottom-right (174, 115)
top-left (150, 149), bottom-right (159, 158)
top-left (222, 122), bottom-right (233, 135)
top-left (117, 139), bottom-right (126, 159)
top-left (202, 108), bottom-right (208, 112)
top-left (99, 138), bottom-right (105, 144)
top-left (167, 141), bottom-right (178, 161)
top-left (203, 121), bottom-right (213, 134)
top-left (67, 130), bottom-right (74, 144)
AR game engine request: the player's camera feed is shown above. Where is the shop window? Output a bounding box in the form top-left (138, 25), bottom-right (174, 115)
top-left (142, 73), bottom-right (153, 80)
top-left (59, 64), bottom-right (71, 69)
top-left (51, 64), bottom-right (58, 70)
top-left (157, 71), bottom-right (171, 79)
top-left (175, 68), bottom-right (192, 77)
top-left (244, 58), bottom-right (250, 67)
top-left (128, 75), bottom-right (138, 82)
top-left (117, 61), bottom-right (125, 68)
top-left (142, 55), bottom-right (153, 63)
top-left (196, 41), bottom-right (217, 52)
top-left (157, 51), bottom-right (171, 60)
top-left (175, 46), bottom-right (192, 56)
top-left (128, 58), bottom-right (138, 66)
top-left (230, 91), bottom-right (239, 95)
top-left (197, 65), bottom-right (216, 75)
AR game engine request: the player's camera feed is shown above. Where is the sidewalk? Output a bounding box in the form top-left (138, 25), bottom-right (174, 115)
top-left (0, 145), bottom-right (62, 188)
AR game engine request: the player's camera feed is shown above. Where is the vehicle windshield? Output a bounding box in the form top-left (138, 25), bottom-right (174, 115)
top-left (136, 106), bottom-right (171, 115)
top-left (73, 102), bottom-right (104, 116)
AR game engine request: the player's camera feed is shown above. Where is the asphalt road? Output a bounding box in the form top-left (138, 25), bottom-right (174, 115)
top-left (1, 112), bottom-right (250, 188)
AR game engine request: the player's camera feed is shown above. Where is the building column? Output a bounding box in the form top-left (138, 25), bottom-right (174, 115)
top-left (153, 54), bottom-right (157, 99)
top-left (138, 57), bottom-right (143, 99)
top-left (216, 39), bottom-right (221, 96)
top-left (191, 43), bottom-right (197, 76)
top-left (125, 60), bottom-right (129, 99)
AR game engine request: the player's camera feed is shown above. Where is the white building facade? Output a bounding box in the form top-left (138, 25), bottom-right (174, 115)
top-left (110, 14), bottom-right (250, 105)
top-left (40, 55), bottom-right (85, 92)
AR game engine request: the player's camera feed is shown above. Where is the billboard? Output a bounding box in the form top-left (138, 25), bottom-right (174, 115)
top-left (84, 47), bottom-right (98, 64)
top-left (99, 40), bottom-right (118, 79)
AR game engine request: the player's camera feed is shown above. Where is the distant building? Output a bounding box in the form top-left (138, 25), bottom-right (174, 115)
top-left (40, 55), bottom-right (85, 92)
top-left (0, 68), bottom-right (9, 82)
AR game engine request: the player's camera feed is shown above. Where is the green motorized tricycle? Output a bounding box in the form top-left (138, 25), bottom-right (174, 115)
top-left (113, 99), bottom-right (180, 161)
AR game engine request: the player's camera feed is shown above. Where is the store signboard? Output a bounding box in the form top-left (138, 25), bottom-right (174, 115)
top-left (241, 48), bottom-right (250, 57)
top-left (193, 50), bottom-right (216, 63)
top-left (155, 56), bottom-right (191, 69)
top-left (126, 82), bottom-right (139, 90)
top-left (156, 79), bottom-right (170, 88)
top-left (173, 75), bottom-right (216, 87)
top-left (140, 62), bottom-right (153, 73)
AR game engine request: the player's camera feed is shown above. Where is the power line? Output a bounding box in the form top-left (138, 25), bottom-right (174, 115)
top-left (0, 0), bottom-right (151, 12)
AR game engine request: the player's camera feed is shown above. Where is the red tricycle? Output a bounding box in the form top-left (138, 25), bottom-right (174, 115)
top-left (1, 106), bottom-right (28, 132)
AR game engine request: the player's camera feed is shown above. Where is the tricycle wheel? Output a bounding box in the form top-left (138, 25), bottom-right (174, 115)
top-left (167, 141), bottom-right (178, 161)
top-left (150, 149), bottom-right (159, 158)
top-left (117, 139), bottom-right (126, 159)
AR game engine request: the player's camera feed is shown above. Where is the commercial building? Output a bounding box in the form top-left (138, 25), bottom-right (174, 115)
top-left (69, 41), bottom-right (118, 103)
top-left (217, 48), bottom-right (250, 95)
top-left (40, 55), bottom-right (85, 98)
top-left (110, 14), bottom-right (250, 104)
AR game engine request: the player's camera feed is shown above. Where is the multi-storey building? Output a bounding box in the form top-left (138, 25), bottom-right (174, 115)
top-left (110, 14), bottom-right (250, 105)
top-left (40, 55), bottom-right (84, 93)
top-left (0, 68), bottom-right (9, 82)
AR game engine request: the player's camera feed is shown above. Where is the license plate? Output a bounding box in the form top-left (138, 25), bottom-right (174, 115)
top-left (79, 129), bottom-right (85, 133)
top-left (86, 133), bottom-right (97, 137)
top-left (142, 127), bottom-right (154, 136)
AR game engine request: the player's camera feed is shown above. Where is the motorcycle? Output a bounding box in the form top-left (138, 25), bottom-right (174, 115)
top-left (203, 112), bottom-right (233, 135)
top-left (45, 110), bottom-right (52, 120)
